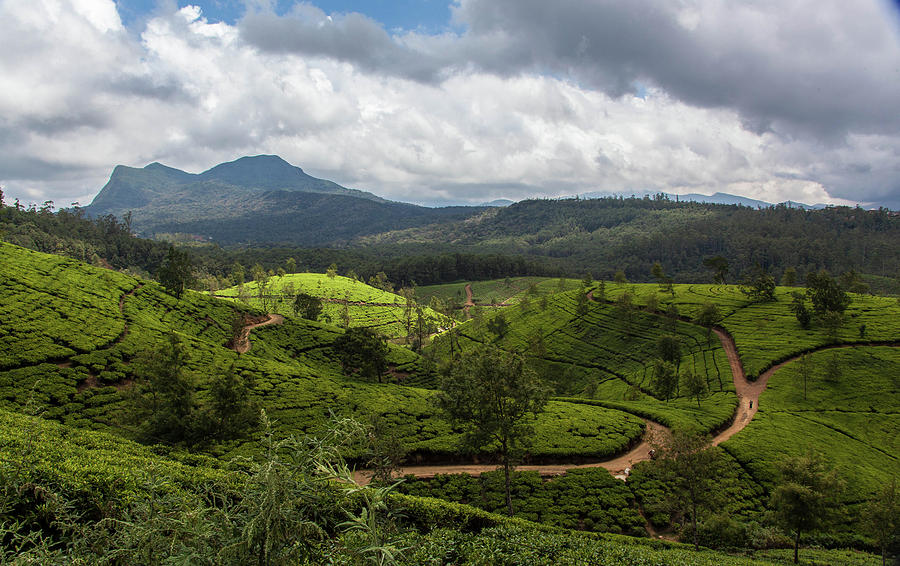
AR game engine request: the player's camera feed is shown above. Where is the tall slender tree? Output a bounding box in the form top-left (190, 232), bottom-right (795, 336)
top-left (771, 451), bottom-right (844, 564)
top-left (157, 246), bottom-right (193, 298)
top-left (437, 347), bottom-right (549, 516)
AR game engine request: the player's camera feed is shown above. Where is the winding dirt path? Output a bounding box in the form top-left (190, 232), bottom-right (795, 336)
top-left (359, 421), bottom-right (669, 484)
top-left (232, 314), bottom-right (284, 354)
top-left (359, 324), bottom-right (900, 484)
top-left (462, 284), bottom-right (475, 319)
top-left (710, 334), bottom-right (900, 446)
top-left (710, 327), bottom-right (766, 445)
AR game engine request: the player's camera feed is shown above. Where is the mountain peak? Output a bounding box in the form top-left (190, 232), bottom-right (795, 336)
top-left (210, 154), bottom-right (301, 171)
top-left (198, 155), bottom-right (315, 189)
top-left (85, 155), bottom-right (386, 225)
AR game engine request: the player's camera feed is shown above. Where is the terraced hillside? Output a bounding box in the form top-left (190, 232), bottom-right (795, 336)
top-left (0, 242), bottom-right (642, 462)
top-left (427, 284), bottom-right (738, 433)
top-left (214, 272), bottom-right (450, 339)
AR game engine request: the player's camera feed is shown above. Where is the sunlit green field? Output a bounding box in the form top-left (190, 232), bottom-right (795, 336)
top-left (214, 272), bottom-right (450, 338)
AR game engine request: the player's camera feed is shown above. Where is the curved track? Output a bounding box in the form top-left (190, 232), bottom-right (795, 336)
top-left (357, 322), bottom-right (897, 483)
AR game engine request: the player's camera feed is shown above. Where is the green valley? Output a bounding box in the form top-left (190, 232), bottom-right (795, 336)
top-left (2, 221), bottom-right (898, 564)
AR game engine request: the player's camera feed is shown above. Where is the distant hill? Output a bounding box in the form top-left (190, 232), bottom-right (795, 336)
top-left (88, 154), bottom-right (382, 212)
top-left (84, 155), bottom-right (484, 245)
top-left (578, 190), bottom-right (829, 209)
top-left (478, 199), bottom-right (516, 207)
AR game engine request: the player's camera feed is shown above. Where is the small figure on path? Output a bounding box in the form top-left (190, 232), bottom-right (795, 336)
top-left (749, 400), bottom-right (753, 409)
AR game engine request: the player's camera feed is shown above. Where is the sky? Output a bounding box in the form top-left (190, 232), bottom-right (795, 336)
top-left (2, 1), bottom-right (900, 209)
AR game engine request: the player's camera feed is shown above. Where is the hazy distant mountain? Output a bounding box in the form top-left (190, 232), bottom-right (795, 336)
top-left (671, 191), bottom-right (772, 208)
top-left (577, 190), bottom-right (830, 209)
top-left (84, 155), bottom-right (483, 245)
top-left (87, 155), bottom-right (382, 213)
top-left (478, 199), bottom-right (515, 207)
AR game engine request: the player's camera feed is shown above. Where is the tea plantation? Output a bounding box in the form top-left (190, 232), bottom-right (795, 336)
top-left (0, 242), bottom-right (640, 462)
top-left (5, 407), bottom-right (869, 565)
top-left (2, 242), bottom-right (897, 564)
top-left (721, 346), bottom-right (900, 509)
top-left (427, 284), bottom-right (739, 433)
top-left (603, 283), bottom-right (900, 379)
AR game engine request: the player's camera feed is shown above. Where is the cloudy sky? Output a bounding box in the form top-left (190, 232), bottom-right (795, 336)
top-left (2, 0), bottom-right (900, 208)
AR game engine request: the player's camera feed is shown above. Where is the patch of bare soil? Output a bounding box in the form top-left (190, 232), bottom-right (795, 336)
top-left (232, 314), bottom-right (284, 354)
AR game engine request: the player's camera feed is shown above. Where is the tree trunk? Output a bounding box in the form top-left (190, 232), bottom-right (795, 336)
top-left (692, 500), bottom-right (699, 550)
top-left (794, 530), bottom-right (801, 564)
top-left (502, 444), bottom-right (513, 517)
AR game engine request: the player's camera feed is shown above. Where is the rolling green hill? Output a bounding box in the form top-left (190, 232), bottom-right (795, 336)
top-left (0, 241), bottom-right (640, 462)
top-left (427, 283), bottom-right (738, 433)
top-left (418, 276), bottom-right (899, 547)
top-left (213, 272), bottom-right (451, 339)
top-left (600, 283), bottom-right (900, 379)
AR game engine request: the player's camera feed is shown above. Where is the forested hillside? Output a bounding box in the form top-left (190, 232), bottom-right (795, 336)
top-left (357, 197), bottom-right (900, 287)
top-left (81, 155), bottom-right (485, 245)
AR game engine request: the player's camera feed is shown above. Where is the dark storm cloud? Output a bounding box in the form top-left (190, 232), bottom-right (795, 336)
top-left (239, 8), bottom-right (450, 82)
top-left (459, 0), bottom-right (900, 140)
top-left (239, 0), bottom-right (900, 139)
top-left (236, 0), bottom-right (900, 205)
top-left (107, 74), bottom-right (191, 102)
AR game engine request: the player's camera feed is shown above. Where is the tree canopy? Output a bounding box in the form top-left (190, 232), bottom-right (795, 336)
top-left (333, 327), bottom-right (389, 383)
top-left (158, 245), bottom-right (194, 298)
top-left (771, 451), bottom-right (844, 564)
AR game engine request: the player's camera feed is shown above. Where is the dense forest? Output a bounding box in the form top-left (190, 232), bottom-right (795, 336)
top-left (357, 197), bottom-right (900, 287)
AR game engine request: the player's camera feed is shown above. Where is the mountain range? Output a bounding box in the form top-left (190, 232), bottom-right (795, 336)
top-left (84, 155), bottom-right (483, 245)
top-left (84, 155), bottom-right (865, 247)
